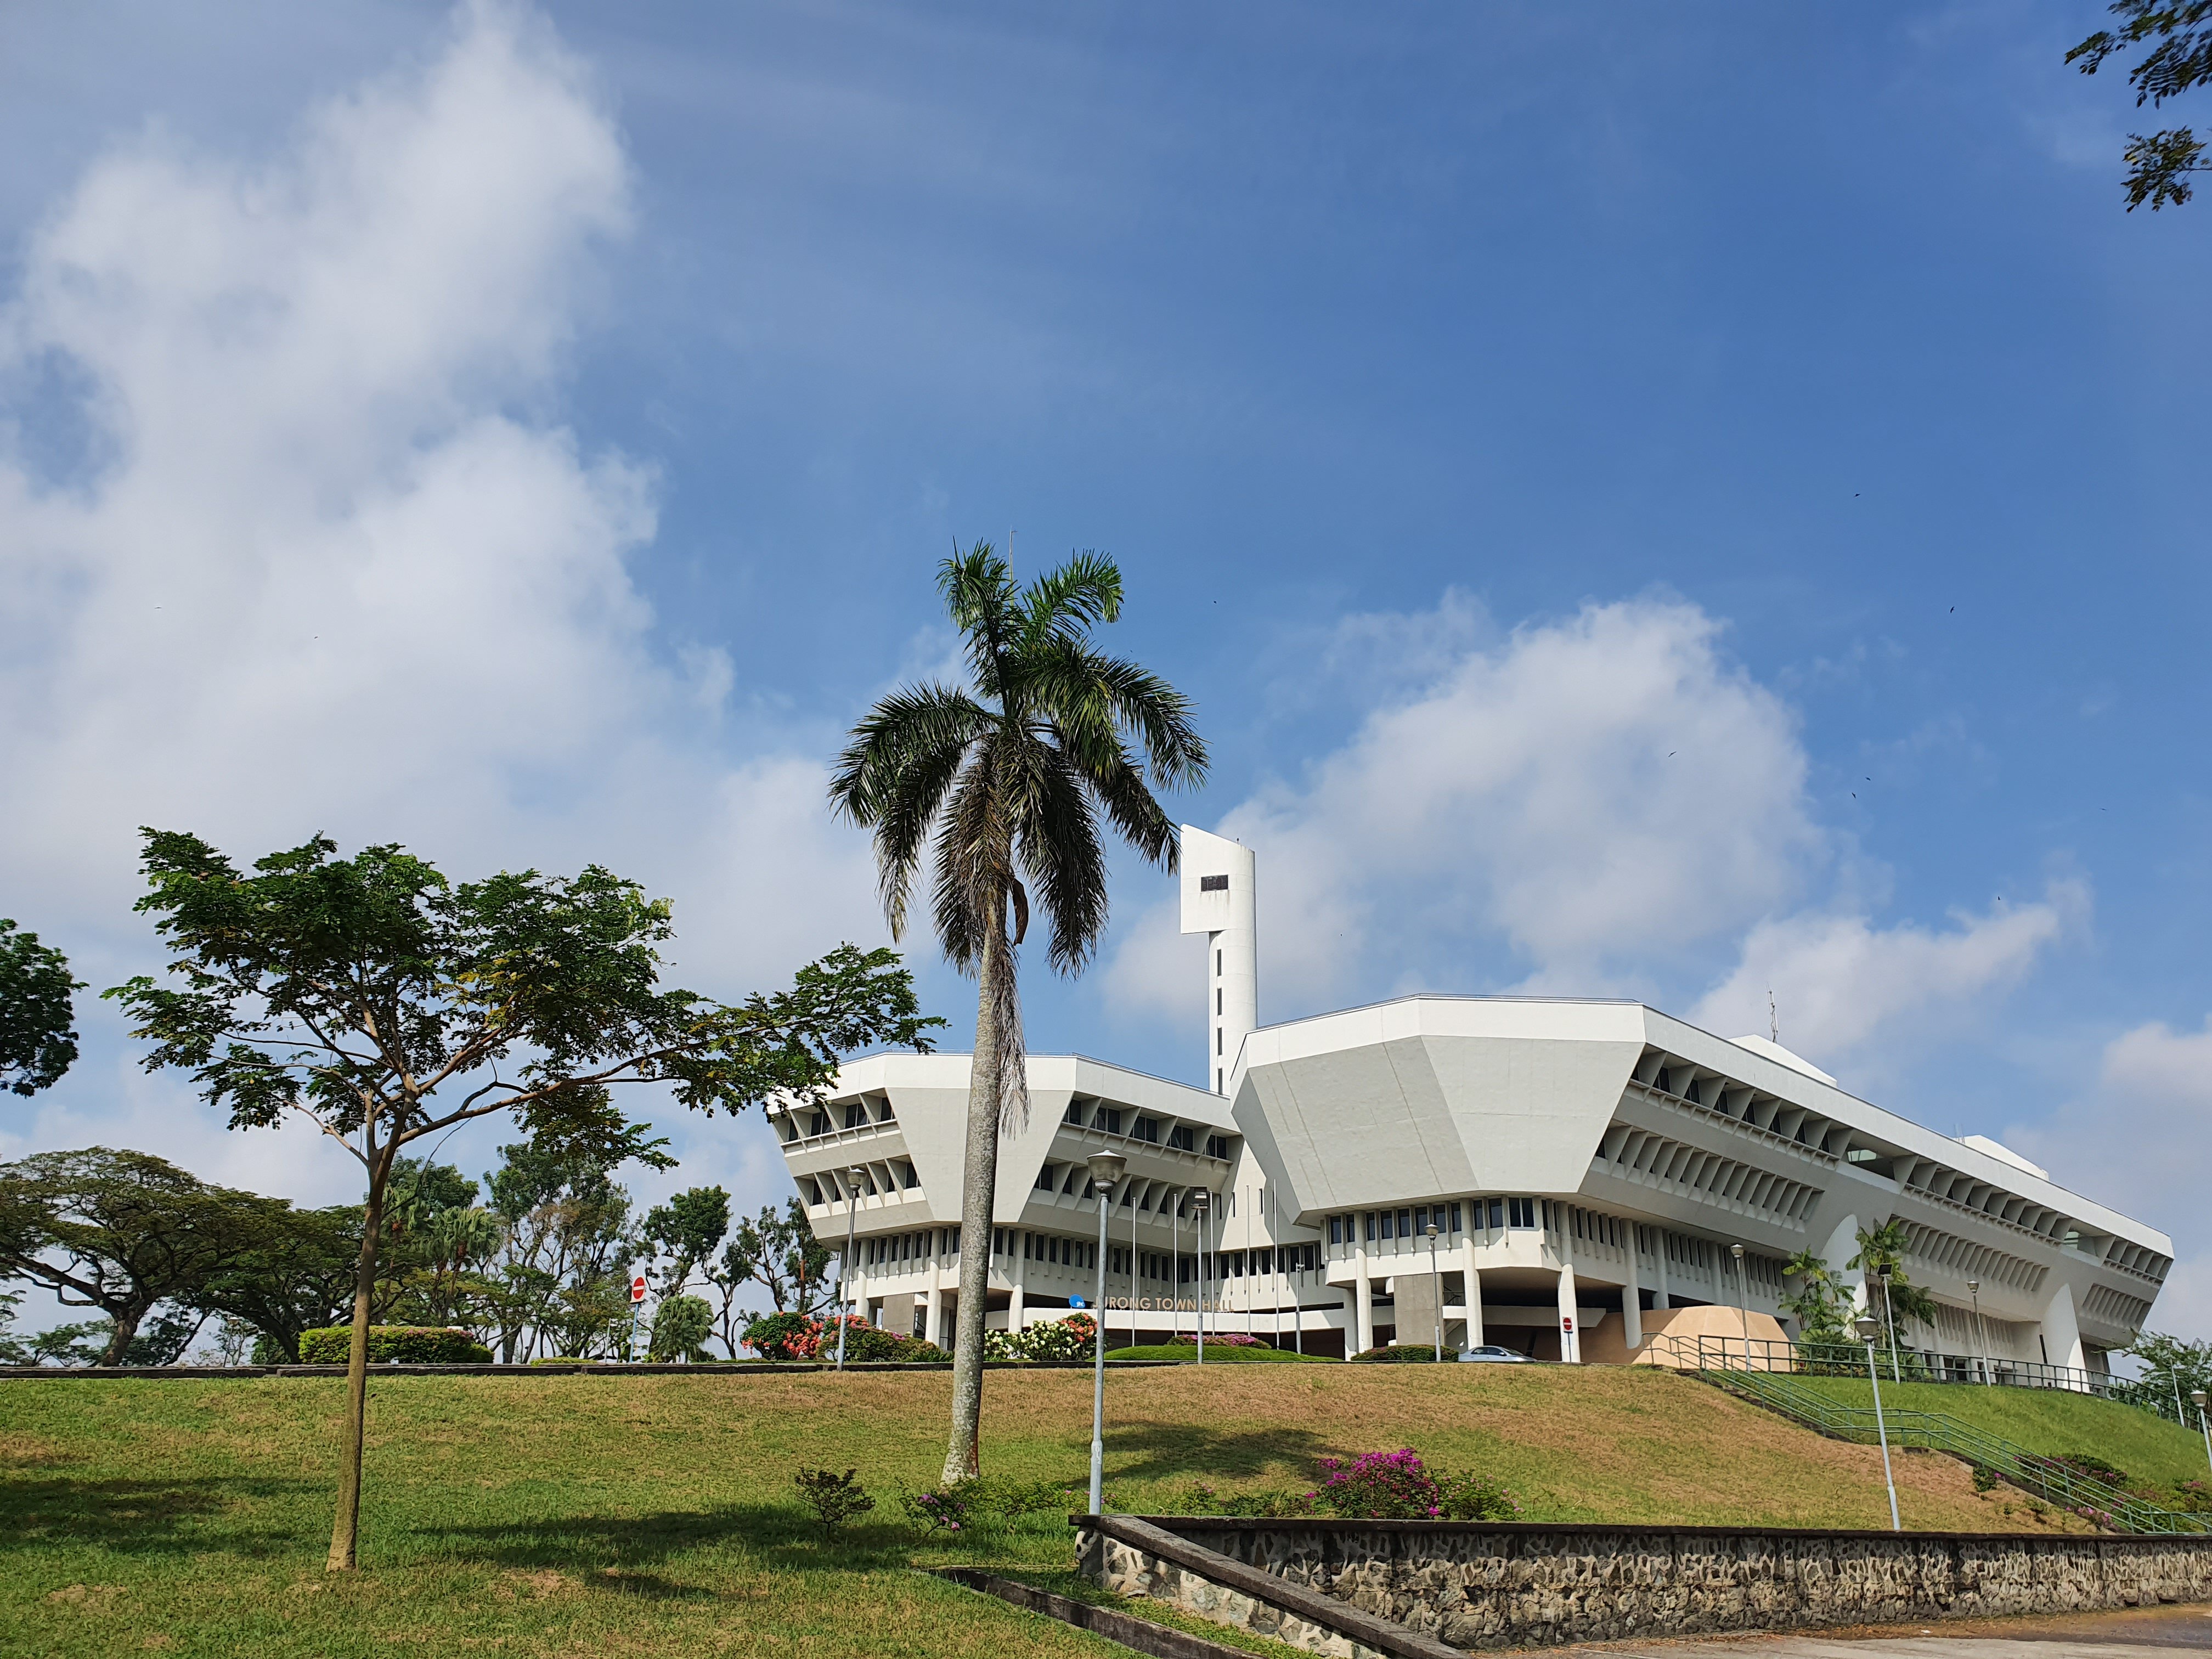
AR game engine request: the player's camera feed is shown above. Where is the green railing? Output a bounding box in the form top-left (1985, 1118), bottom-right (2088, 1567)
top-left (1647, 1332), bottom-right (2212, 1536)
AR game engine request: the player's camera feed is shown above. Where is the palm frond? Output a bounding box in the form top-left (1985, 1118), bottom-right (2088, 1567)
top-left (939, 544), bottom-right (1016, 702)
top-left (828, 685), bottom-right (992, 938)
top-left (1019, 550), bottom-right (1123, 639)
top-left (1083, 748), bottom-right (1178, 869)
top-left (1084, 650), bottom-right (1209, 788)
top-left (1017, 746), bottom-right (1110, 975)
top-left (931, 756), bottom-right (1006, 972)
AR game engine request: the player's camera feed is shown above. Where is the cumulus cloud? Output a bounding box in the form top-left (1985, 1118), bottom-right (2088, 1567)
top-left (1113, 592), bottom-right (1820, 1017)
top-left (1689, 882), bottom-right (2089, 1058)
top-left (2006, 1019), bottom-right (2212, 1339)
top-left (0, 3), bottom-right (882, 1212)
top-left (1110, 589), bottom-right (2078, 1081)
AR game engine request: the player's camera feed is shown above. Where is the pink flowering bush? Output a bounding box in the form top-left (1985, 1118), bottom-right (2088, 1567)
top-left (1316, 1448), bottom-right (1444, 1519)
top-left (1168, 1331), bottom-right (1265, 1347)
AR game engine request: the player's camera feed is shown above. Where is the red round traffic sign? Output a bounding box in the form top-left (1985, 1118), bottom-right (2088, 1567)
top-left (630, 1276), bottom-right (648, 1303)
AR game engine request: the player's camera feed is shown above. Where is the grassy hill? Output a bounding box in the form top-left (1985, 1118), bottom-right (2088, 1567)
top-left (1784, 1373), bottom-right (2212, 1491)
top-left (0, 1363), bottom-right (2165, 1659)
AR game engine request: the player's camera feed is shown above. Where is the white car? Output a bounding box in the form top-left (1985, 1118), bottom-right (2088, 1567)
top-left (1456, 1344), bottom-right (1534, 1363)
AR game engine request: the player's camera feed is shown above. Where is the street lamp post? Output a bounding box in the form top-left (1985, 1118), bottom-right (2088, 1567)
top-left (1191, 1191), bottom-right (1210, 1364)
top-left (1855, 1313), bottom-right (1902, 1532)
top-left (836, 1165), bottom-right (866, 1372)
top-left (1967, 1279), bottom-right (1990, 1385)
top-left (1086, 1152), bottom-right (1126, 1517)
top-left (1425, 1223), bottom-right (1442, 1361)
top-left (2193, 1390), bottom-right (2211, 1478)
top-left (1730, 1243), bottom-right (1749, 1367)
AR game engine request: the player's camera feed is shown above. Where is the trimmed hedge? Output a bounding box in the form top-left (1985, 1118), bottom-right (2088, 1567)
top-left (1350, 1342), bottom-right (1443, 1363)
top-left (298, 1326), bottom-right (493, 1365)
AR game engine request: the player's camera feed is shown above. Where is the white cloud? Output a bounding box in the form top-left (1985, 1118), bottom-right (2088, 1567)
top-left (2005, 1018), bottom-right (2212, 1341)
top-left (0, 3), bottom-right (884, 1227)
top-left (1110, 590), bottom-right (2079, 1084)
top-left (1689, 883), bottom-right (2087, 1059)
top-left (1114, 593), bottom-right (1820, 1016)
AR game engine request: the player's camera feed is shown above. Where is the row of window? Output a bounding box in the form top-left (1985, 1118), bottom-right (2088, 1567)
top-left (1060, 1100), bottom-right (1233, 1159)
top-left (991, 1228), bottom-right (1098, 1271)
top-left (1329, 1198), bottom-right (1536, 1245)
top-left (864, 1229), bottom-right (953, 1267)
top-left (784, 1098), bottom-right (896, 1141)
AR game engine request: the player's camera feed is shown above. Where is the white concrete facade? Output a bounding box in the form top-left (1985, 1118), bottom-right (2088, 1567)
top-left (772, 833), bottom-right (2172, 1367)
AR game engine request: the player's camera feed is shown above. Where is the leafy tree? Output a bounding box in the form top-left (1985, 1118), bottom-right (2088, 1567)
top-left (105, 829), bottom-right (938, 1569)
top-left (2069, 2), bottom-right (2212, 208)
top-left (0, 1148), bottom-right (283, 1364)
top-left (648, 1291), bottom-right (715, 1361)
top-left (708, 1197), bottom-right (830, 1356)
top-left (830, 544), bottom-right (1205, 1482)
top-left (479, 1133), bottom-right (652, 1361)
top-left (1848, 1219), bottom-right (1939, 1365)
top-left (1, 918), bottom-right (82, 1096)
top-left (2123, 1331), bottom-right (2212, 1417)
top-left (643, 1185), bottom-right (731, 1295)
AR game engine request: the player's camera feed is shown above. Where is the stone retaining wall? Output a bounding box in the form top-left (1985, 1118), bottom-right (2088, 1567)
top-left (1079, 1514), bottom-right (2212, 1652)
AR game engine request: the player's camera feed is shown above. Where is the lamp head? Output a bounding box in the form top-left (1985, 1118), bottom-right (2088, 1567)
top-left (1425, 1223), bottom-right (1438, 1239)
top-left (1853, 1315), bottom-right (1883, 1343)
top-left (1190, 1190), bottom-right (1209, 1214)
top-left (1967, 1279), bottom-right (1979, 1294)
top-left (1875, 1265), bottom-right (1892, 1282)
top-left (847, 1166), bottom-right (867, 1190)
top-left (1087, 1151), bottom-right (1127, 1187)
top-left (2194, 1389), bottom-right (2208, 1409)
top-left (1730, 1243), bottom-right (1745, 1261)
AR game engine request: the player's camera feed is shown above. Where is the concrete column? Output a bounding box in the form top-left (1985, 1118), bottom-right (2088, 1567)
top-left (1010, 1240), bottom-right (1027, 1333)
top-left (1557, 1263), bottom-right (1580, 1363)
top-left (1654, 1231), bottom-right (1672, 1310)
top-left (1354, 1267), bottom-right (1374, 1357)
top-left (1623, 1233), bottom-right (1644, 1351)
top-left (1461, 1234), bottom-right (1483, 1348)
top-left (2042, 1280), bottom-right (2087, 1381)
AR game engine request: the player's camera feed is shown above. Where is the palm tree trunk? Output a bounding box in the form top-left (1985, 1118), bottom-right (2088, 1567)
top-left (327, 1172), bottom-right (385, 1570)
top-left (943, 926), bottom-right (1007, 1483)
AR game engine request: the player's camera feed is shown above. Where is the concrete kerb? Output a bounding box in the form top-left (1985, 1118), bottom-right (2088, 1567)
top-left (928, 1566), bottom-right (1257, 1659)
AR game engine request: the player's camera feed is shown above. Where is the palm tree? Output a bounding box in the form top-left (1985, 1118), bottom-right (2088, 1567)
top-left (830, 544), bottom-right (1206, 1482)
top-left (1849, 1219), bottom-right (1939, 1376)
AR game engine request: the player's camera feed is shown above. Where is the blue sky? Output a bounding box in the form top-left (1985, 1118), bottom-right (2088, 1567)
top-left (3, 3), bottom-right (2208, 1335)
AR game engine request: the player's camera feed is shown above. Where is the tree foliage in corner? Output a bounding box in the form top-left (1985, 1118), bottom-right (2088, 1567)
top-left (0, 1148), bottom-right (283, 1364)
top-left (2070, 2), bottom-right (2212, 208)
top-left (1, 918), bottom-right (82, 1096)
top-left (104, 828), bottom-right (940, 1570)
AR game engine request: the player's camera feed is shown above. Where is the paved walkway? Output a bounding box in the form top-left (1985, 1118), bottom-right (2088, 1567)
top-left (1544, 1604), bottom-right (2212, 1657)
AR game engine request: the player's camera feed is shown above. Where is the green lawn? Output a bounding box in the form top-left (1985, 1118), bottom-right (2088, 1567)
top-left (0, 1364), bottom-right (2114, 1658)
top-left (1786, 1375), bottom-right (2212, 1490)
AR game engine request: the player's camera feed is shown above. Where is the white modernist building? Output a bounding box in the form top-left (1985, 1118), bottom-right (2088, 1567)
top-left (770, 828), bottom-right (2171, 1370)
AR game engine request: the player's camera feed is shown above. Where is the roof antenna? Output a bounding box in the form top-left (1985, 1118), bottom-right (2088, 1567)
top-left (1768, 985), bottom-right (1779, 1046)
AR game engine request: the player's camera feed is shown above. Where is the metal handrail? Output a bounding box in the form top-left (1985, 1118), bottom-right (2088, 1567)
top-left (1647, 1333), bottom-right (2211, 1536)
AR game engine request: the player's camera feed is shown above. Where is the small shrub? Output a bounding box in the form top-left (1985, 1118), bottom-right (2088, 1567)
top-left (744, 1312), bottom-right (823, 1360)
top-left (529, 1356), bottom-right (585, 1366)
top-left (1437, 1470), bottom-right (1521, 1520)
top-left (2052, 1452), bottom-right (2130, 1487)
top-left (900, 1482), bottom-right (972, 1533)
top-left (1169, 1331), bottom-right (1264, 1347)
top-left (793, 1467), bottom-right (874, 1539)
top-left (298, 1326), bottom-right (492, 1365)
top-left (983, 1329), bottom-right (1025, 1361)
top-left (249, 1335), bottom-right (286, 1365)
top-left (1017, 1313), bottom-right (1097, 1362)
top-left (899, 1339), bottom-right (951, 1363)
top-left (1972, 1464), bottom-right (2000, 1493)
top-left (1350, 1344), bottom-right (1441, 1363)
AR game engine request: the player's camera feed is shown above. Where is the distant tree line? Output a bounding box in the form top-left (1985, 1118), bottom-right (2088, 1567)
top-left (0, 1140), bottom-right (836, 1368)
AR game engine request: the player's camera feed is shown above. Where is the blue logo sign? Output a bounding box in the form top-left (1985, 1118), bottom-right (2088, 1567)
top-left (1069, 1295), bottom-right (1087, 1308)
